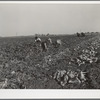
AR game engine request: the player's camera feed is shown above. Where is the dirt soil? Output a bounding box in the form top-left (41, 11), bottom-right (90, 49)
top-left (0, 33), bottom-right (100, 89)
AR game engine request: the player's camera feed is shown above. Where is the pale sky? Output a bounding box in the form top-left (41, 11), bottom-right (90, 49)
top-left (0, 3), bottom-right (100, 37)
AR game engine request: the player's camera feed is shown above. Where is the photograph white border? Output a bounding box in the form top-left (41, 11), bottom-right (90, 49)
top-left (0, 1), bottom-right (100, 99)
top-left (0, 90), bottom-right (100, 99)
top-left (0, 1), bottom-right (100, 4)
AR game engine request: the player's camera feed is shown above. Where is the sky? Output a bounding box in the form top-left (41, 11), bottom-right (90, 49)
top-left (0, 3), bottom-right (100, 37)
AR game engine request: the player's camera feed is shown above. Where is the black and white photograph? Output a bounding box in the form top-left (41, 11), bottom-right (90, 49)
top-left (0, 1), bottom-right (100, 89)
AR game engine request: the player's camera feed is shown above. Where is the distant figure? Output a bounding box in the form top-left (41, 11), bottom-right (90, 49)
top-left (81, 32), bottom-right (85, 37)
top-left (52, 39), bottom-right (62, 48)
top-left (46, 38), bottom-right (52, 45)
top-left (41, 41), bottom-right (48, 52)
top-left (76, 32), bottom-right (80, 37)
top-left (34, 36), bottom-right (42, 51)
top-left (56, 39), bottom-right (62, 45)
top-left (77, 32), bottom-right (85, 37)
top-left (40, 37), bottom-right (53, 52)
top-left (35, 36), bottom-right (41, 43)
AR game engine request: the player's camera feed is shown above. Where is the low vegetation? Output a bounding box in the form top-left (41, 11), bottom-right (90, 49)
top-left (0, 33), bottom-right (100, 89)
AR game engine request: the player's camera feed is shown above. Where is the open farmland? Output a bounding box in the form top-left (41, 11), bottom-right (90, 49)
top-left (0, 33), bottom-right (100, 89)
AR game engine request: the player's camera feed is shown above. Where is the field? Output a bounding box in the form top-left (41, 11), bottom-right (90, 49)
top-left (0, 33), bottom-right (100, 89)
